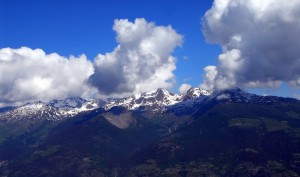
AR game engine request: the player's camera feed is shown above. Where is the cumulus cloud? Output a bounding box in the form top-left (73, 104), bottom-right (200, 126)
top-left (0, 18), bottom-right (183, 106)
top-left (89, 18), bottom-right (183, 97)
top-left (201, 0), bottom-right (300, 90)
top-left (0, 47), bottom-right (96, 106)
top-left (178, 83), bottom-right (192, 94)
top-left (201, 65), bottom-right (218, 90)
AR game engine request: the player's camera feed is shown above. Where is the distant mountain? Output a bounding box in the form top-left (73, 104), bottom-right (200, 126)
top-left (0, 97), bottom-right (101, 121)
top-left (0, 88), bottom-right (213, 122)
top-left (1, 87), bottom-right (298, 134)
top-left (211, 87), bottom-right (297, 104)
top-left (105, 88), bottom-right (212, 111)
top-left (0, 88), bottom-right (300, 176)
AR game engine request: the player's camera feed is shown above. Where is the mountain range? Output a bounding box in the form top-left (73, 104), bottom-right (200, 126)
top-left (0, 88), bottom-right (211, 121)
top-left (0, 88), bottom-right (300, 176)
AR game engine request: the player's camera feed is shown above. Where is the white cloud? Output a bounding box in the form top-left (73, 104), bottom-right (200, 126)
top-left (202, 0), bottom-right (300, 90)
top-left (0, 18), bottom-right (183, 106)
top-left (200, 65), bottom-right (217, 90)
top-left (89, 18), bottom-right (183, 97)
top-left (216, 94), bottom-right (230, 100)
top-left (178, 83), bottom-right (192, 94)
top-left (0, 47), bottom-right (96, 106)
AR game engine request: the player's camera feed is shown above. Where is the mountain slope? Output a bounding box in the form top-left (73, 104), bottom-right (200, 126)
top-left (0, 88), bottom-right (300, 176)
top-left (128, 97), bottom-right (300, 176)
top-left (0, 110), bottom-right (169, 177)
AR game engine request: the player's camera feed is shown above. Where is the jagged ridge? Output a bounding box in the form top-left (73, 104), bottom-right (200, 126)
top-left (0, 97), bottom-right (101, 121)
top-left (1, 87), bottom-right (296, 122)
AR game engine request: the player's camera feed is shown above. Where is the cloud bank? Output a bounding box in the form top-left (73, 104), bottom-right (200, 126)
top-left (89, 18), bottom-right (183, 97)
top-left (201, 0), bottom-right (300, 90)
top-left (0, 18), bottom-right (182, 106)
top-left (0, 47), bottom-right (95, 106)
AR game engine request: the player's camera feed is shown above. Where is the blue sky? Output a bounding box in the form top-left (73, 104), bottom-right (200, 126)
top-left (0, 0), bottom-right (299, 100)
top-left (0, 0), bottom-right (220, 90)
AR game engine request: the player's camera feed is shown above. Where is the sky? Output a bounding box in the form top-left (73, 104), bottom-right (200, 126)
top-left (0, 0), bottom-right (300, 106)
top-left (0, 0), bottom-right (219, 87)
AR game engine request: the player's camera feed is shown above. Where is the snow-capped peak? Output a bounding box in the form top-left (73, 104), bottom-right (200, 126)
top-left (105, 88), bottom-right (179, 110)
top-left (1, 87), bottom-right (296, 123)
top-left (0, 87), bottom-right (213, 121)
top-left (186, 87), bottom-right (212, 98)
top-left (105, 87), bottom-right (212, 111)
top-left (0, 97), bottom-right (101, 122)
top-left (49, 97), bottom-right (87, 108)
